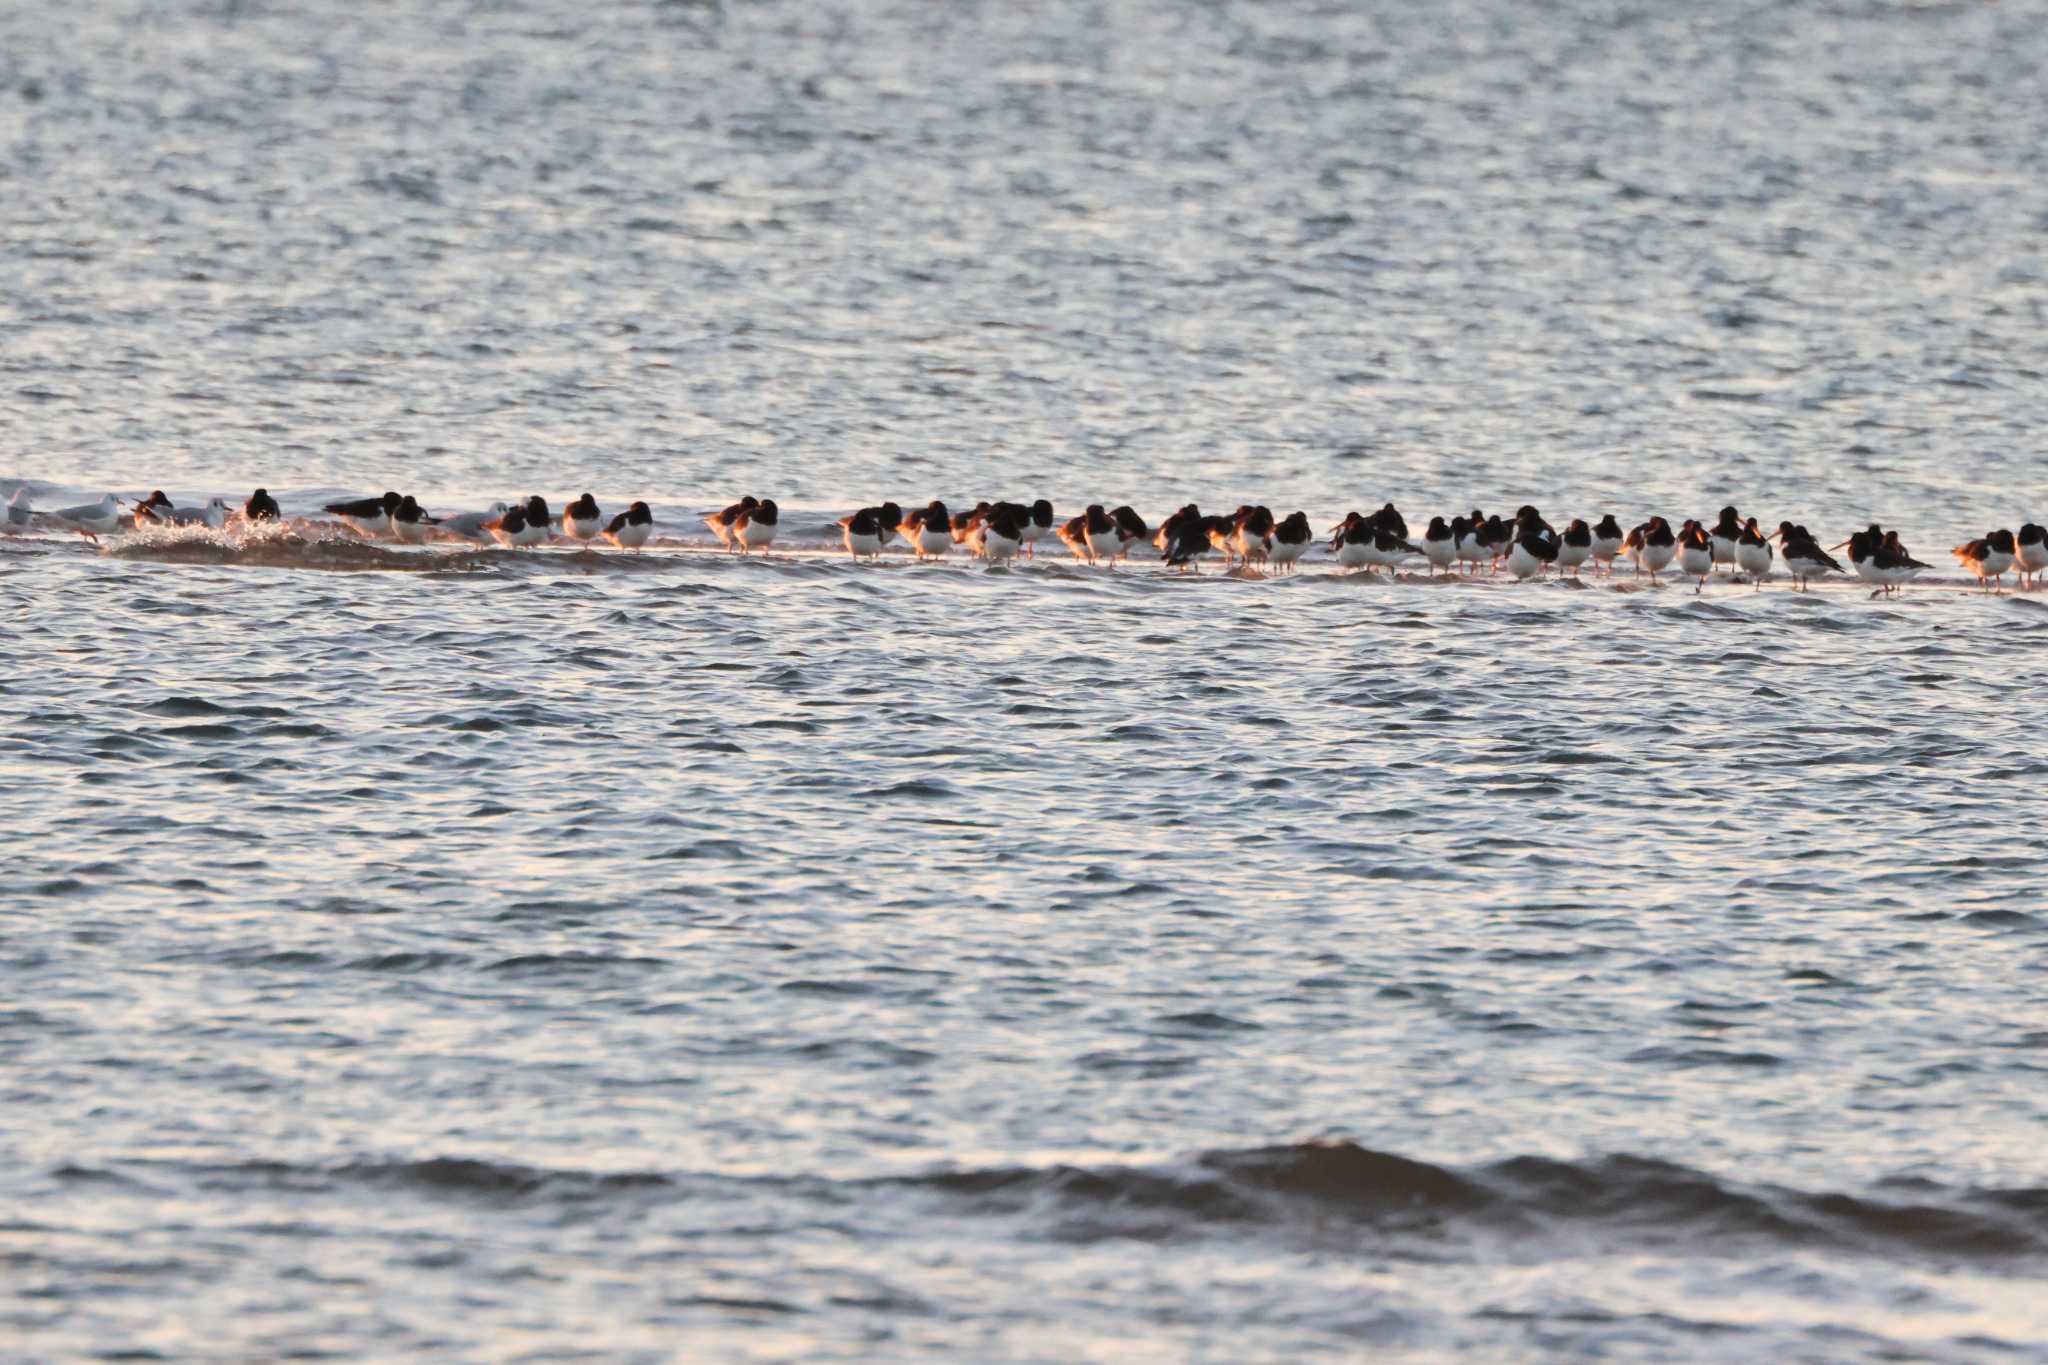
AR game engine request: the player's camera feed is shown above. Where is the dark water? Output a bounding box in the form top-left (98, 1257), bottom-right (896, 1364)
top-left (5, 1), bottom-right (2048, 1358)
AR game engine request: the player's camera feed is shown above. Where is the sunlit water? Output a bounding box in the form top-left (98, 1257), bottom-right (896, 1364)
top-left (6, 0), bottom-right (2048, 1358)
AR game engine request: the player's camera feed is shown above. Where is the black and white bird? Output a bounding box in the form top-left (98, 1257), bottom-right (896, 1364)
top-left (705, 496), bottom-right (758, 551)
top-left (482, 504), bottom-right (534, 548)
top-left (1623, 516), bottom-right (1676, 581)
top-left (1420, 516), bottom-right (1456, 576)
top-left (1708, 505), bottom-right (1743, 571)
top-left (603, 501), bottom-right (654, 549)
top-left (1502, 509), bottom-right (1558, 581)
top-left (2012, 524), bottom-right (2046, 589)
top-left (1834, 526), bottom-right (1886, 590)
top-left (1452, 513), bottom-right (1487, 573)
top-left (1156, 504), bottom-right (1212, 572)
top-left (2, 488), bottom-right (31, 534)
top-left (1062, 504), bottom-right (1117, 564)
top-left (1953, 528), bottom-right (2016, 593)
top-left (1774, 523), bottom-right (1842, 591)
top-left (391, 495), bottom-right (437, 543)
top-left (978, 504), bottom-right (1027, 565)
top-left (731, 498), bottom-right (777, 554)
top-left (949, 502), bottom-right (994, 546)
top-left (1735, 516), bottom-right (1773, 588)
top-left (561, 494), bottom-right (603, 544)
top-left (1556, 519), bottom-right (1592, 578)
top-left (1108, 505), bottom-right (1151, 561)
top-left (1590, 515), bottom-right (1625, 573)
top-left (1268, 511), bottom-right (1312, 572)
top-left (242, 489), bottom-right (281, 523)
top-left (840, 502), bottom-right (902, 551)
top-left (132, 490), bottom-right (176, 525)
top-left (1329, 513), bottom-right (1374, 573)
top-left (840, 506), bottom-right (885, 559)
top-left (1020, 499), bottom-right (1055, 558)
top-left (1675, 520), bottom-right (1714, 593)
top-left (900, 501), bottom-right (953, 560)
top-left (1229, 505), bottom-right (1275, 566)
top-left (1875, 532), bottom-right (1928, 594)
top-left (324, 491), bottom-right (402, 537)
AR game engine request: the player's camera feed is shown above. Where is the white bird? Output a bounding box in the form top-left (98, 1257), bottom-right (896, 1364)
top-left (163, 497), bottom-right (230, 529)
top-left (437, 503), bottom-right (510, 543)
top-left (3, 488), bottom-right (32, 534)
top-left (50, 494), bottom-right (123, 539)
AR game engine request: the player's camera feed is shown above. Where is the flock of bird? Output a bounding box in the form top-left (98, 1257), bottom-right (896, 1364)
top-left (8, 486), bottom-right (2047, 594)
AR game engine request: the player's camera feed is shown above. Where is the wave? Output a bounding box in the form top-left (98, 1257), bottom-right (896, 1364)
top-left (116, 1142), bottom-right (2048, 1263)
top-left (894, 1142), bottom-right (2048, 1261)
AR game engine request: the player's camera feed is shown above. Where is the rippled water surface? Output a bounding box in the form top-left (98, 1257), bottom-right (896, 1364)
top-left (6, 0), bottom-right (2048, 1358)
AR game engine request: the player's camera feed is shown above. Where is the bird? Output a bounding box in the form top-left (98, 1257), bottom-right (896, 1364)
top-left (4, 488), bottom-right (33, 534)
top-left (391, 495), bottom-right (438, 543)
top-left (1505, 522), bottom-right (1559, 581)
top-left (2013, 523), bottom-right (2047, 589)
top-left (1083, 504), bottom-right (1128, 562)
top-left (1775, 524), bottom-right (1843, 591)
top-left (979, 504), bottom-right (1026, 565)
top-left (49, 494), bottom-right (124, 540)
top-left (705, 496), bottom-right (758, 551)
top-left (484, 503), bottom-right (547, 548)
top-left (438, 502), bottom-right (511, 544)
top-left (1453, 512), bottom-right (1490, 574)
top-left (1590, 515), bottom-right (1624, 573)
top-left (603, 501), bottom-right (654, 549)
top-left (1556, 519), bottom-right (1593, 579)
top-left (131, 490), bottom-right (176, 525)
top-left (524, 496), bottom-right (554, 537)
top-left (839, 505), bottom-right (888, 558)
top-left (1874, 532), bottom-right (1928, 594)
top-left (1735, 517), bottom-right (1773, 588)
top-left (949, 503), bottom-right (994, 546)
top-left (163, 497), bottom-right (230, 529)
top-left (731, 498), bottom-right (778, 555)
top-left (1229, 505), bottom-right (1274, 567)
top-left (242, 489), bottom-right (281, 523)
top-left (561, 494), bottom-right (602, 544)
top-left (1268, 511), bottom-right (1312, 572)
top-left (900, 501), bottom-right (953, 560)
top-left (1329, 514), bottom-right (1375, 573)
top-left (323, 492), bottom-right (402, 537)
top-left (1062, 504), bottom-right (1116, 564)
top-left (1709, 506), bottom-right (1743, 571)
top-left (1675, 520), bottom-right (1714, 593)
top-left (1064, 505), bottom-right (1114, 564)
top-left (1420, 516), bottom-right (1457, 576)
top-left (1108, 505), bottom-right (1151, 560)
top-left (1020, 499), bottom-right (1055, 558)
top-left (1364, 521), bottom-right (1421, 575)
top-left (1623, 516), bottom-right (1676, 582)
top-left (1155, 504), bottom-right (1212, 572)
top-left (1834, 526), bottom-right (1886, 590)
top-left (1476, 514), bottom-right (1512, 573)
top-left (1954, 529), bottom-right (2016, 593)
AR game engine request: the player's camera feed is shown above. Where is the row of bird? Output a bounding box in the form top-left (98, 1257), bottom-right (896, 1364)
top-left (10, 487), bottom-right (2045, 592)
top-left (828, 498), bottom-right (2045, 593)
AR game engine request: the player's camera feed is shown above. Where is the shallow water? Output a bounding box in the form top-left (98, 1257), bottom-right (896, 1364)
top-left (6, 0), bottom-right (2048, 1359)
